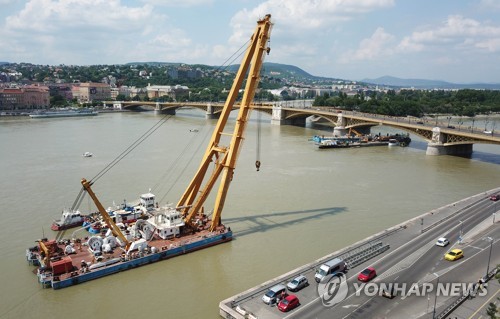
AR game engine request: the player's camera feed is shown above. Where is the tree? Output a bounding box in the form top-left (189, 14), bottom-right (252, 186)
top-left (486, 302), bottom-right (497, 319)
top-left (115, 94), bottom-right (127, 101)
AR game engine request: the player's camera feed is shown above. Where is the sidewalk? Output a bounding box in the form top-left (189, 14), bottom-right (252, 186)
top-left (448, 274), bottom-right (500, 319)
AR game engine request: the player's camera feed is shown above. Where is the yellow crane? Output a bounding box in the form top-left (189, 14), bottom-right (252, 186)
top-left (177, 14), bottom-right (273, 231)
top-left (80, 178), bottom-right (131, 250)
top-left (76, 15), bottom-right (272, 240)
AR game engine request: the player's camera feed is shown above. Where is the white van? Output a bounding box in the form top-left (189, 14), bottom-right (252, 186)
top-left (314, 258), bottom-right (346, 283)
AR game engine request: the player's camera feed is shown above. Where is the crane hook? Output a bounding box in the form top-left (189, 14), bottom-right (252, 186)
top-left (255, 160), bottom-right (261, 172)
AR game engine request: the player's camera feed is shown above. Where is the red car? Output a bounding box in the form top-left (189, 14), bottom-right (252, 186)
top-left (358, 267), bottom-right (377, 282)
top-left (277, 294), bottom-right (300, 312)
top-left (490, 195), bottom-right (500, 201)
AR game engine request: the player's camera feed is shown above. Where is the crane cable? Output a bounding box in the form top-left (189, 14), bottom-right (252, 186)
top-left (91, 114), bottom-right (172, 184)
top-left (255, 96), bottom-right (262, 172)
top-left (255, 36), bottom-right (272, 172)
top-left (57, 114), bottom-right (172, 240)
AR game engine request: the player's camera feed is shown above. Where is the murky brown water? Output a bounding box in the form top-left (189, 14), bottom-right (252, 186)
top-left (0, 110), bottom-right (499, 318)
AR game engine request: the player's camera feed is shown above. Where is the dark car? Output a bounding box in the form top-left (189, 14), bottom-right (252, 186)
top-left (490, 195), bottom-right (500, 201)
top-left (358, 267), bottom-right (377, 282)
top-left (277, 294), bottom-right (300, 312)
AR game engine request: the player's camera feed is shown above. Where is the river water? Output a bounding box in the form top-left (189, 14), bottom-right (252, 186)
top-left (0, 110), bottom-right (499, 319)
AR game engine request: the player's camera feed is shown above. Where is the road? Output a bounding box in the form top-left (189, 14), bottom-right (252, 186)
top-left (288, 197), bottom-right (499, 319)
top-left (220, 192), bottom-right (500, 319)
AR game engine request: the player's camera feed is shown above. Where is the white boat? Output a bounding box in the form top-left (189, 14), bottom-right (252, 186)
top-left (82, 152), bottom-right (93, 157)
top-left (388, 139), bottom-right (400, 146)
top-left (51, 209), bottom-right (86, 231)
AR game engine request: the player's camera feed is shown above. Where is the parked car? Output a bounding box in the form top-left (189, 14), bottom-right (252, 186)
top-left (436, 237), bottom-right (450, 247)
top-left (286, 275), bottom-right (308, 292)
top-left (262, 284), bottom-right (287, 305)
top-left (490, 194), bottom-right (500, 201)
top-left (277, 294), bottom-right (300, 312)
top-left (357, 267), bottom-right (377, 282)
top-left (444, 249), bottom-right (464, 261)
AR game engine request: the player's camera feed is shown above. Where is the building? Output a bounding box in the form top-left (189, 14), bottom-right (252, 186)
top-left (49, 84), bottom-right (73, 101)
top-left (72, 82), bottom-right (111, 103)
top-left (146, 84), bottom-right (190, 101)
top-left (0, 85), bottom-right (50, 111)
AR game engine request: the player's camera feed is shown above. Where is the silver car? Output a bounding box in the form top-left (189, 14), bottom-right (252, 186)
top-left (287, 275), bottom-right (308, 292)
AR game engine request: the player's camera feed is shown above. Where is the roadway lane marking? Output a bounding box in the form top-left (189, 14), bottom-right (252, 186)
top-left (469, 245), bottom-right (483, 250)
top-left (342, 304), bottom-right (359, 309)
top-left (467, 287), bottom-right (500, 319)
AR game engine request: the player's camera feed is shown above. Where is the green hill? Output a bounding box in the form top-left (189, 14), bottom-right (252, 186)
top-left (227, 62), bottom-right (340, 82)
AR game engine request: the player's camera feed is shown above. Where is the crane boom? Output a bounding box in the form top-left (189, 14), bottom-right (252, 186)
top-left (81, 178), bottom-right (131, 250)
top-left (177, 14), bottom-right (273, 231)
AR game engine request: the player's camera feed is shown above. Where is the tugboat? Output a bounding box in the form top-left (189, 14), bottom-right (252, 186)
top-left (51, 209), bottom-right (86, 231)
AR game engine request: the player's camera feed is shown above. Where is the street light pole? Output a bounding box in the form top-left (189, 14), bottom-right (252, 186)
top-left (432, 273), bottom-right (439, 319)
top-left (485, 237), bottom-right (493, 277)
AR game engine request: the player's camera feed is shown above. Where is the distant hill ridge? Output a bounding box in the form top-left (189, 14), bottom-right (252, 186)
top-left (362, 75), bottom-right (500, 90)
top-left (2, 61), bottom-right (499, 89)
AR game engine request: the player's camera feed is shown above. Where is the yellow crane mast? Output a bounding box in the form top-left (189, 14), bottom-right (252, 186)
top-left (177, 14), bottom-right (273, 231)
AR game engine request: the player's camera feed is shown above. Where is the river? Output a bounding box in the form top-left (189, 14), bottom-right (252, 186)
top-left (0, 110), bottom-right (499, 319)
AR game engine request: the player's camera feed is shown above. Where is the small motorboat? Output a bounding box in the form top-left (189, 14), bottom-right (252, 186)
top-left (82, 152), bottom-right (93, 157)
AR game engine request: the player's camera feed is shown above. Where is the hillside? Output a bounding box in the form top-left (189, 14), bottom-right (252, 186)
top-left (362, 75), bottom-right (500, 90)
top-left (227, 62), bottom-right (341, 83)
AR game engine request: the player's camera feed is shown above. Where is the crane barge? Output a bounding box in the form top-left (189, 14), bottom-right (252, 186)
top-left (25, 14), bottom-right (273, 289)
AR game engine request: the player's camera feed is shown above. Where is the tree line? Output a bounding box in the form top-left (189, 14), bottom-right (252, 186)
top-left (313, 89), bottom-right (500, 117)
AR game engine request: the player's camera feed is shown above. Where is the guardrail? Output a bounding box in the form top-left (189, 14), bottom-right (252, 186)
top-left (421, 196), bottom-right (487, 233)
top-left (343, 243), bottom-right (390, 269)
top-left (436, 267), bottom-right (499, 319)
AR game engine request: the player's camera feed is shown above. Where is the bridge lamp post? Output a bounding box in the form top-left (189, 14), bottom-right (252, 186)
top-left (432, 272), bottom-right (439, 319)
top-left (485, 237), bottom-right (494, 277)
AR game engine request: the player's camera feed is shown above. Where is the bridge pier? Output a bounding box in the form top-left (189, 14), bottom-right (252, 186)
top-left (271, 105), bottom-right (287, 125)
top-left (426, 127), bottom-right (473, 156)
top-left (270, 105), bottom-right (306, 126)
top-left (333, 126), bottom-right (347, 136)
top-left (206, 103), bottom-right (220, 119)
top-left (426, 143), bottom-right (473, 156)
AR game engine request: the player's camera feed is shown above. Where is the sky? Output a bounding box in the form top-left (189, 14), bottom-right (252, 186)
top-left (1, 0), bottom-right (500, 84)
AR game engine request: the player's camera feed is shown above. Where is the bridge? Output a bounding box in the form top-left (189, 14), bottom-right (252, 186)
top-left (103, 101), bottom-right (500, 157)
